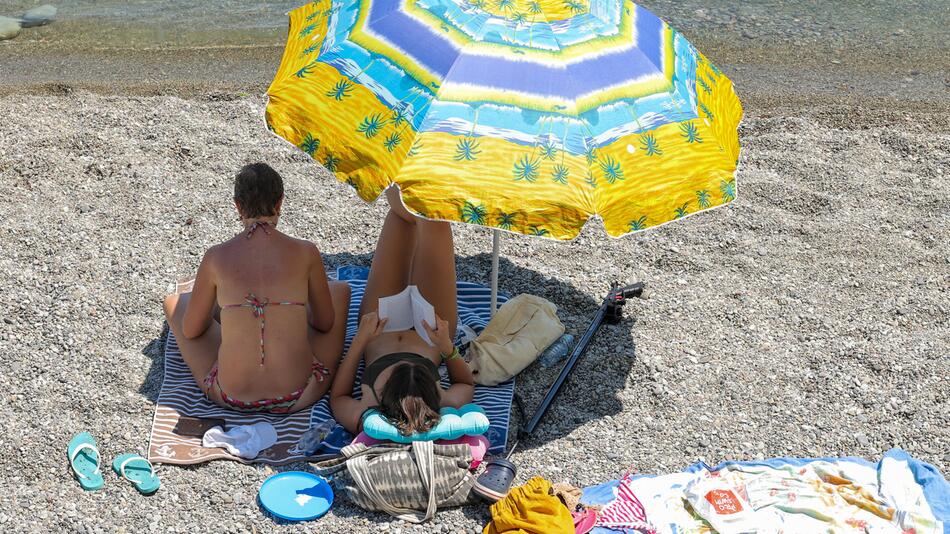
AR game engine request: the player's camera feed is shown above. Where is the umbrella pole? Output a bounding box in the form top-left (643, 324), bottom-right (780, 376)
top-left (490, 229), bottom-right (500, 316)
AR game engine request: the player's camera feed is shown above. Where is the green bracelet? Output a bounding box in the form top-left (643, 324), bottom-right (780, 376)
top-left (441, 346), bottom-right (462, 362)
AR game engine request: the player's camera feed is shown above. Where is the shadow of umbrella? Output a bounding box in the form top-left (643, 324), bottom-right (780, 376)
top-left (138, 252), bottom-right (640, 454)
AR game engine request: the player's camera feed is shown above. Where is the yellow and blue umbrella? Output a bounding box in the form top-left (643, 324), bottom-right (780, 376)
top-left (266, 0), bottom-right (742, 241)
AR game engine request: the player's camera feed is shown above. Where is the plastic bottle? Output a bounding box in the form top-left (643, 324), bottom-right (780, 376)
top-left (539, 333), bottom-right (574, 368)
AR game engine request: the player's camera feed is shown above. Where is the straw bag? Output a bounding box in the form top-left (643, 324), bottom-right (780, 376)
top-left (313, 441), bottom-right (475, 523)
top-left (467, 294), bottom-right (565, 386)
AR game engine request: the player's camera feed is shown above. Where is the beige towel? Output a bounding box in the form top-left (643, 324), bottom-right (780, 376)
top-left (468, 294), bottom-right (564, 386)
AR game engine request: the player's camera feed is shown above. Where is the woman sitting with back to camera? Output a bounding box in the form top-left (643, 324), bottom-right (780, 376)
top-left (330, 187), bottom-right (475, 434)
top-left (163, 163), bottom-right (351, 413)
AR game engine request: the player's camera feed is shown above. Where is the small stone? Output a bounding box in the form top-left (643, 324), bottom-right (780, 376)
top-left (915, 277), bottom-right (926, 286)
top-left (2, 317), bottom-right (12, 325)
top-left (855, 433), bottom-right (870, 446)
top-left (0, 16), bottom-right (21, 40)
top-left (21, 5), bottom-right (57, 28)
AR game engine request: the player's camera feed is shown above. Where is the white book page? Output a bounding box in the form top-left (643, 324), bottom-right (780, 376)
top-left (378, 286), bottom-right (414, 332)
top-left (409, 286), bottom-right (436, 346)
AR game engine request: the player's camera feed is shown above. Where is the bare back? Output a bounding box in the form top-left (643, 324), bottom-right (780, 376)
top-left (198, 226), bottom-right (331, 400)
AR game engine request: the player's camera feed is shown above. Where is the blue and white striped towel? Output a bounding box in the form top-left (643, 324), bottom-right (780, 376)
top-left (149, 267), bottom-right (513, 465)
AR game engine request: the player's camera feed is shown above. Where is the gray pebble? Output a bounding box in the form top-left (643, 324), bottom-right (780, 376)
top-left (0, 16), bottom-right (21, 40)
top-left (21, 4), bottom-right (57, 28)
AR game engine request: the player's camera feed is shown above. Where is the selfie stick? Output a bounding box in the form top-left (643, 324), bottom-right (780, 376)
top-left (520, 281), bottom-right (647, 437)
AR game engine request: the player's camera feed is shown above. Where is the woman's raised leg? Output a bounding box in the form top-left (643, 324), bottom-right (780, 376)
top-left (410, 219), bottom-right (457, 337)
top-left (359, 187), bottom-right (417, 317)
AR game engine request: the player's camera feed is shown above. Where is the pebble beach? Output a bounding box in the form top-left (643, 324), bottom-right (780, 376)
top-left (0, 1), bottom-right (948, 532)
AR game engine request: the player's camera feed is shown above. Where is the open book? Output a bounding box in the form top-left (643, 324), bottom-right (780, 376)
top-left (378, 286), bottom-right (436, 346)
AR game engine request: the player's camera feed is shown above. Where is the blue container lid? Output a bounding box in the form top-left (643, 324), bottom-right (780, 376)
top-left (258, 471), bottom-right (333, 521)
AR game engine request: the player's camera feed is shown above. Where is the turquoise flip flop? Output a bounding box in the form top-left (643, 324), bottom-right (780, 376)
top-left (112, 453), bottom-right (160, 495)
top-left (67, 432), bottom-right (104, 491)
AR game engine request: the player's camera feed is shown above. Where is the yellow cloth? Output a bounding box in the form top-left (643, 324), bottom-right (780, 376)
top-left (483, 477), bottom-right (575, 534)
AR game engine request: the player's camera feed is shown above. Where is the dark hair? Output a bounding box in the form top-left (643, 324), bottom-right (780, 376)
top-left (378, 361), bottom-right (441, 435)
top-left (234, 163), bottom-right (284, 219)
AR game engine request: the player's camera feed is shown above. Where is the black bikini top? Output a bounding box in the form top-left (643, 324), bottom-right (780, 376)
top-left (363, 352), bottom-right (440, 403)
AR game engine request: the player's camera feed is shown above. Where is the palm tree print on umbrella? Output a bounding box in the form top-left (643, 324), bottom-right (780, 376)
top-left (295, 61), bottom-right (319, 78)
top-left (299, 23), bottom-right (318, 38)
top-left (357, 114), bottom-right (386, 138)
top-left (680, 122), bottom-right (703, 143)
top-left (674, 202), bottom-right (690, 219)
top-left (454, 138), bottom-right (481, 161)
top-left (323, 153), bottom-right (341, 172)
top-left (639, 134), bottom-right (663, 156)
top-left (528, 1), bottom-right (543, 14)
top-left (389, 106), bottom-right (410, 127)
top-left (460, 201), bottom-right (488, 225)
top-left (511, 12), bottom-right (527, 24)
top-left (326, 79), bottom-right (354, 100)
top-left (697, 77), bottom-right (712, 95)
top-left (299, 133), bottom-right (320, 156)
top-left (539, 140), bottom-right (558, 160)
top-left (528, 225), bottom-right (550, 236)
top-left (564, 0), bottom-right (585, 14)
top-left (583, 139), bottom-right (598, 164)
top-left (497, 0), bottom-right (514, 11)
top-left (407, 139), bottom-right (423, 157)
top-left (696, 189), bottom-right (710, 208)
top-left (496, 211), bottom-right (517, 230)
top-left (720, 179), bottom-right (736, 202)
top-left (301, 43), bottom-right (321, 57)
top-left (628, 216), bottom-right (648, 231)
top-left (585, 170), bottom-right (598, 189)
top-left (699, 103), bottom-right (714, 121)
top-left (599, 155), bottom-right (624, 183)
top-left (345, 177), bottom-right (362, 195)
top-left (513, 154), bottom-right (540, 182)
top-left (552, 165), bottom-right (569, 184)
top-left (383, 132), bottom-right (402, 152)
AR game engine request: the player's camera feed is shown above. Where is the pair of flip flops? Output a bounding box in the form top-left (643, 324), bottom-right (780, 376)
top-left (67, 432), bottom-right (160, 494)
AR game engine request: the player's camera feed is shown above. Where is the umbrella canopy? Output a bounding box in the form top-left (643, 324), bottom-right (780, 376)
top-left (266, 0), bottom-right (742, 240)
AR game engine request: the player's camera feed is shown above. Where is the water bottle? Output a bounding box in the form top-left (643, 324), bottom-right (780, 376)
top-left (539, 333), bottom-right (574, 368)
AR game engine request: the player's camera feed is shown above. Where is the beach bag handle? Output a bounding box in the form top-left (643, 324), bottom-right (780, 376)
top-left (345, 441), bottom-right (438, 523)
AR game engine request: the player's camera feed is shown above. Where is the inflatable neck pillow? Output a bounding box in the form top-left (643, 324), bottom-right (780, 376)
top-left (362, 403), bottom-right (490, 443)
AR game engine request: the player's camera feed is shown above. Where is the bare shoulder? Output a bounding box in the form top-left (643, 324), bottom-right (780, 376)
top-left (288, 236), bottom-right (322, 260)
top-left (201, 242), bottom-right (226, 267)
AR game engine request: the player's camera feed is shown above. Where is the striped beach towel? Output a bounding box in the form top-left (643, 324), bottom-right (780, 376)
top-left (148, 267), bottom-right (514, 465)
top-left (594, 476), bottom-right (656, 533)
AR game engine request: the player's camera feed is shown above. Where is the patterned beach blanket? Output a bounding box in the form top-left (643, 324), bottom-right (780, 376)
top-left (582, 449), bottom-right (950, 534)
top-left (148, 267), bottom-right (514, 465)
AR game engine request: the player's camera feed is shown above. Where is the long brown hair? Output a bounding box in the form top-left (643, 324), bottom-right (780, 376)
top-left (378, 361), bottom-right (441, 435)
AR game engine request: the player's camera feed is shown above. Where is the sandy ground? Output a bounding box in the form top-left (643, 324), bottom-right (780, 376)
top-left (0, 3), bottom-right (948, 532)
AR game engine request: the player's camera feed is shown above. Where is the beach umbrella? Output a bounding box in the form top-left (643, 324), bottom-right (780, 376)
top-left (266, 0), bottom-right (742, 311)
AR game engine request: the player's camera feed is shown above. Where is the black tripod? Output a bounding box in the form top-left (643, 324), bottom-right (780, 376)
top-left (508, 282), bottom-right (647, 456)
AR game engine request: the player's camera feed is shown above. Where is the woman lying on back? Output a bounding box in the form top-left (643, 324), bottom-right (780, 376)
top-left (164, 163), bottom-right (350, 413)
top-left (330, 188), bottom-right (475, 434)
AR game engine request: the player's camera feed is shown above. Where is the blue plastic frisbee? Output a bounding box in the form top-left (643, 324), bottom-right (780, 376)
top-left (258, 471), bottom-right (333, 521)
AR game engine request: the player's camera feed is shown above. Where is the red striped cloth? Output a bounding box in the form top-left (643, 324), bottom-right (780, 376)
top-left (594, 475), bottom-right (657, 533)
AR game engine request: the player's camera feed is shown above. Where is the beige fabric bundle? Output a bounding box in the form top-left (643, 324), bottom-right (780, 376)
top-left (467, 294), bottom-right (565, 386)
